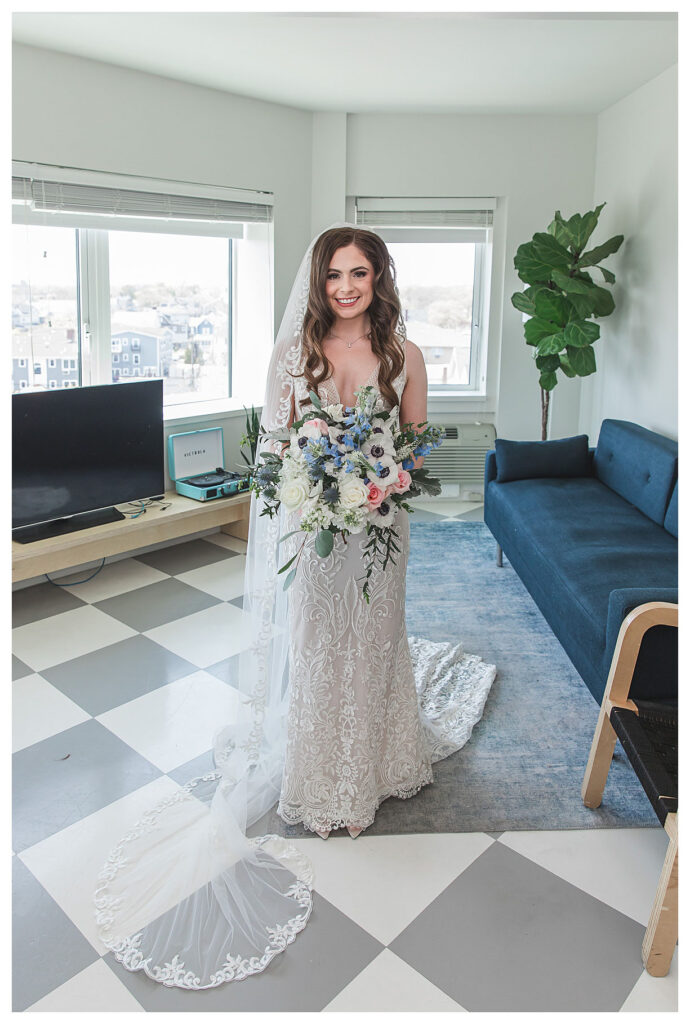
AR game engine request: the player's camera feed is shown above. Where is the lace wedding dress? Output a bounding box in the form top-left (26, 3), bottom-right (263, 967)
top-left (276, 340), bottom-right (497, 834)
top-left (94, 223), bottom-right (497, 992)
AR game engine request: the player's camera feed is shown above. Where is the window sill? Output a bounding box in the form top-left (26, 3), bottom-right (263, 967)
top-left (164, 396), bottom-right (258, 427)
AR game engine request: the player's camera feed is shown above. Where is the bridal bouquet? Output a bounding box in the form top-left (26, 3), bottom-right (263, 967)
top-left (250, 384), bottom-right (444, 602)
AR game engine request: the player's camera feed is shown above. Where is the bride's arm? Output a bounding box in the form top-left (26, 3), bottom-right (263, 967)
top-left (399, 341), bottom-right (429, 471)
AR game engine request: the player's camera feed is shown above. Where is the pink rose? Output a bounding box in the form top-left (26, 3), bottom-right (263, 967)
top-left (366, 482), bottom-right (386, 509)
top-left (302, 418), bottom-right (329, 436)
top-left (391, 469), bottom-right (412, 494)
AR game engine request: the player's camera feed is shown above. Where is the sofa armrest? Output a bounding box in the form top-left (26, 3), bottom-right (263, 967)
top-left (605, 589), bottom-right (679, 701)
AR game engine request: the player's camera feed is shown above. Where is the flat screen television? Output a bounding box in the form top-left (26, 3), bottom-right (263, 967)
top-left (13, 379), bottom-right (165, 543)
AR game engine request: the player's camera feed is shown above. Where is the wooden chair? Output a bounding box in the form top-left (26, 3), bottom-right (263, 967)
top-left (582, 601), bottom-right (678, 978)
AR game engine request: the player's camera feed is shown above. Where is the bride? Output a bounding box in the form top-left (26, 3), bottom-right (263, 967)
top-left (94, 223), bottom-right (497, 990)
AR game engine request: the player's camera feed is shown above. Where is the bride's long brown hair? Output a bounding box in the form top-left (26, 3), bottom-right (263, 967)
top-left (290, 227), bottom-right (407, 411)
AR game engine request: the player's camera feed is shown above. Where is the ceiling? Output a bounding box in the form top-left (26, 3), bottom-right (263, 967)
top-left (12, 12), bottom-right (677, 115)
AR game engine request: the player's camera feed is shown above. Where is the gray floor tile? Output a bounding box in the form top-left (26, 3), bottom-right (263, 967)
top-left (458, 507), bottom-right (486, 521)
top-left (485, 831), bottom-right (504, 841)
top-left (205, 651), bottom-right (241, 686)
top-left (12, 581), bottom-right (86, 627)
top-left (93, 577), bottom-right (221, 631)
top-left (105, 890), bottom-right (384, 1011)
top-left (133, 538), bottom-right (239, 576)
top-left (389, 841), bottom-right (645, 1012)
top-left (13, 719), bottom-right (162, 852)
top-left (13, 654), bottom-right (32, 680)
top-left (42, 634), bottom-right (199, 716)
top-left (13, 857), bottom-right (98, 1011)
top-left (228, 594), bottom-right (244, 610)
top-left (167, 749), bottom-right (216, 788)
top-left (407, 508), bottom-right (447, 522)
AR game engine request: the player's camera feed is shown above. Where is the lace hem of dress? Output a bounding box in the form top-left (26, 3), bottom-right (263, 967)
top-left (276, 764), bottom-right (435, 834)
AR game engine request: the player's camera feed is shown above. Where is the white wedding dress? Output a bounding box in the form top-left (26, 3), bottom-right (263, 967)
top-left (94, 224), bottom-right (497, 992)
top-left (277, 340), bottom-right (497, 834)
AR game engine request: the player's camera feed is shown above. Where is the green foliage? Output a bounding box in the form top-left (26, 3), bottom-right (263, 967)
top-left (511, 203), bottom-right (623, 406)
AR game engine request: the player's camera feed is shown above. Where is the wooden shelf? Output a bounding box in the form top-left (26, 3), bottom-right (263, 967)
top-left (12, 489), bottom-right (251, 583)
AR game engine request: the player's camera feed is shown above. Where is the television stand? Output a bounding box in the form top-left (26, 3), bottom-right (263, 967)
top-left (12, 489), bottom-right (251, 584)
top-left (13, 506), bottom-right (126, 545)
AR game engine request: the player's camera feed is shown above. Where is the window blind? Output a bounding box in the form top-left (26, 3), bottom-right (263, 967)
top-left (12, 162), bottom-right (273, 236)
top-left (355, 196), bottom-right (494, 230)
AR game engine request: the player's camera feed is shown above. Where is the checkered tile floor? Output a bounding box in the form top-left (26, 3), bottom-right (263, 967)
top-left (12, 502), bottom-right (677, 1011)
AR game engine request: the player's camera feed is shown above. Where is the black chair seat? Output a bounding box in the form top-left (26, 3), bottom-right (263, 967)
top-left (609, 700), bottom-right (678, 826)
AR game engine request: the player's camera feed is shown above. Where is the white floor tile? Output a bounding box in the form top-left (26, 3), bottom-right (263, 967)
top-left (322, 948), bottom-right (467, 1012)
top-left (13, 673), bottom-right (90, 752)
top-left (97, 671), bottom-right (241, 772)
top-left (498, 828), bottom-right (672, 926)
top-left (12, 605), bottom-right (138, 672)
top-left (144, 602), bottom-right (262, 667)
top-left (177, 554), bottom-right (246, 600)
top-left (204, 532), bottom-right (248, 554)
top-left (19, 776), bottom-right (182, 954)
top-left (57, 557), bottom-right (169, 603)
top-left (288, 832), bottom-right (493, 946)
top-left (25, 957), bottom-right (144, 1011)
top-left (619, 947), bottom-right (678, 1011)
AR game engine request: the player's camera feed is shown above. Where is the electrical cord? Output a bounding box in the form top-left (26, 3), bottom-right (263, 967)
top-left (43, 497), bottom-right (173, 586)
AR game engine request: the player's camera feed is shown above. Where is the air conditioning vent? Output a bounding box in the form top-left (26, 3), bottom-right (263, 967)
top-left (425, 423), bottom-right (496, 483)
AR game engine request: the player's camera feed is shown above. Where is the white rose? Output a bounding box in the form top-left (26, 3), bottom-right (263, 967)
top-left (278, 476), bottom-right (310, 512)
top-left (325, 403), bottom-right (344, 419)
top-left (338, 476), bottom-right (369, 510)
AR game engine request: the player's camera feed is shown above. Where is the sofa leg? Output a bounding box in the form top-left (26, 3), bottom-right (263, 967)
top-left (642, 828), bottom-right (678, 976)
top-left (581, 706), bottom-right (618, 808)
top-left (496, 543), bottom-right (503, 567)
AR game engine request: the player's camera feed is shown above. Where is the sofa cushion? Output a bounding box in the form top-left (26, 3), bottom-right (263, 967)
top-left (664, 480), bottom-right (678, 537)
top-left (494, 434), bottom-right (590, 483)
top-left (593, 419), bottom-right (677, 527)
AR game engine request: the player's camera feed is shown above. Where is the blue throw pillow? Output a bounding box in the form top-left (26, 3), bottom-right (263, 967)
top-left (495, 434), bottom-right (591, 483)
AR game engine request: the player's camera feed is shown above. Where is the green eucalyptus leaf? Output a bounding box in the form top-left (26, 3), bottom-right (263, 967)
top-left (539, 370), bottom-right (558, 391)
top-left (278, 529), bottom-right (302, 545)
top-left (277, 551), bottom-right (299, 575)
top-left (563, 320), bottom-right (601, 348)
top-left (566, 344), bottom-right (597, 376)
top-left (315, 529), bottom-right (334, 558)
top-left (282, 567), bottom-right (297, 591)
top-left (308, 389), bottom-right (323, 410)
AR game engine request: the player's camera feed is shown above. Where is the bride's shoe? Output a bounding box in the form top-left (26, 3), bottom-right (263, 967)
top-left (347, 826), bottom-right (363, 839)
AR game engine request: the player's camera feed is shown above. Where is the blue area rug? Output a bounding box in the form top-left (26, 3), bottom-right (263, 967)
top-left (255, 520), bottom-right (658, 838)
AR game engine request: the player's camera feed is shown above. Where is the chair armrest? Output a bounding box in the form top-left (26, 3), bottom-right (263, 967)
top-left (604, 594), bottom-right (678, 707)
top-left (485, 449), bottom-right (497, 485)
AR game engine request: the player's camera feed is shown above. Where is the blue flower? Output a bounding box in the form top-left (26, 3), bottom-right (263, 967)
top-left (402, 457), bottom-right (414, 470)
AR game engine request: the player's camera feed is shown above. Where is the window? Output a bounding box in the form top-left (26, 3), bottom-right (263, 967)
top-left (48, 358), bottom-right (56, 368)
top-left (12, 163), bottom-right (274, 410)
top-left (133, 353), bottom-right (140, 365)
top-left (354, 197), bottom-right (494, 394)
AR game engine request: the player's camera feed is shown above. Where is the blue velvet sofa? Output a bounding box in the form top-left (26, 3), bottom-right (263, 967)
top-left (484, 419), bottom-right (678, 706)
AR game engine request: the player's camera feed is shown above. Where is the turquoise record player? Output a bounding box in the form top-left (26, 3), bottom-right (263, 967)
top-left (168, 427), bottom-right (252, 502)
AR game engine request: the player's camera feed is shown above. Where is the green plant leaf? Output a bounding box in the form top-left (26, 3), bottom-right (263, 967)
top-left (315, 529), bottom-right (334, 557)
top-left (535, 354), bottom-right (560, 372)
top-left (547, 211), bottom-right (574, 250)
top-left (535, 329), bottom-right (567, 356)
top-left (597, 266), bottom-right (616, 284)
top-left (563, 320), bottom-right (601, 348)
top-left (524, 316), bottom-right (558, 346)
top-left (558, 352), bottom-right (578, 378)
top-left (511, 289), bottom-right (537, 315)
top-left (561, 203), bottom-right (606, 251)
top-left (514, 241), bottom-right (554, 285)
top-left (566, 344), bottom-right (597, 376)
top-left (277, 551), bottom-right (299, 574)
top-left (308, 390), bottom-right (323, 410)
top-left (531, 232), bottom-right (573, 270)
top-left (533, 288), bottom-right (575, 326)
top-left (539, 370), bottom-right (558, 391)
top-left (278, 529), bottom-right (302, 545)
top-left (576, 234), bottom-right (623, 268)
top-left (282, 567), bottom-right (297, 590)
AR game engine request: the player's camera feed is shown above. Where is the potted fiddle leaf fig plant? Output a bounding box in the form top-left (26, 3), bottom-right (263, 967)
top-left (511, 203), bottom-right (624, 439)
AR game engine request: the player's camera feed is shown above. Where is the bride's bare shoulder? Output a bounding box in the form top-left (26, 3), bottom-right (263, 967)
top-left (402, 338), bottom-right (425, 369)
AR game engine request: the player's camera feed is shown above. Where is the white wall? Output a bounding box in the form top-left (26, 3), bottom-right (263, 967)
top-left (346, 113), bottom-right (598, 439)
top-left (578, 64), bottom-right (678, 443)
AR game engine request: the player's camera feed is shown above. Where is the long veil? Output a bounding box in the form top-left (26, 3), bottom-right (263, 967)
top-left (93, 224), bottom-right (353, 989)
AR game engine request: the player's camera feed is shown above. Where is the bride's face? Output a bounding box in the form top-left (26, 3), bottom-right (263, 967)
top-left (325, 244), bottom-right (375, 323)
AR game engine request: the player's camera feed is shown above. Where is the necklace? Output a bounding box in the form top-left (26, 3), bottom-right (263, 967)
top-left (327, 329), bottom-right (370, 349)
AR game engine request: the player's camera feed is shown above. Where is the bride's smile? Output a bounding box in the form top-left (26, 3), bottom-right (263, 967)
top-left (325, 243), bottom-right (374, 326)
